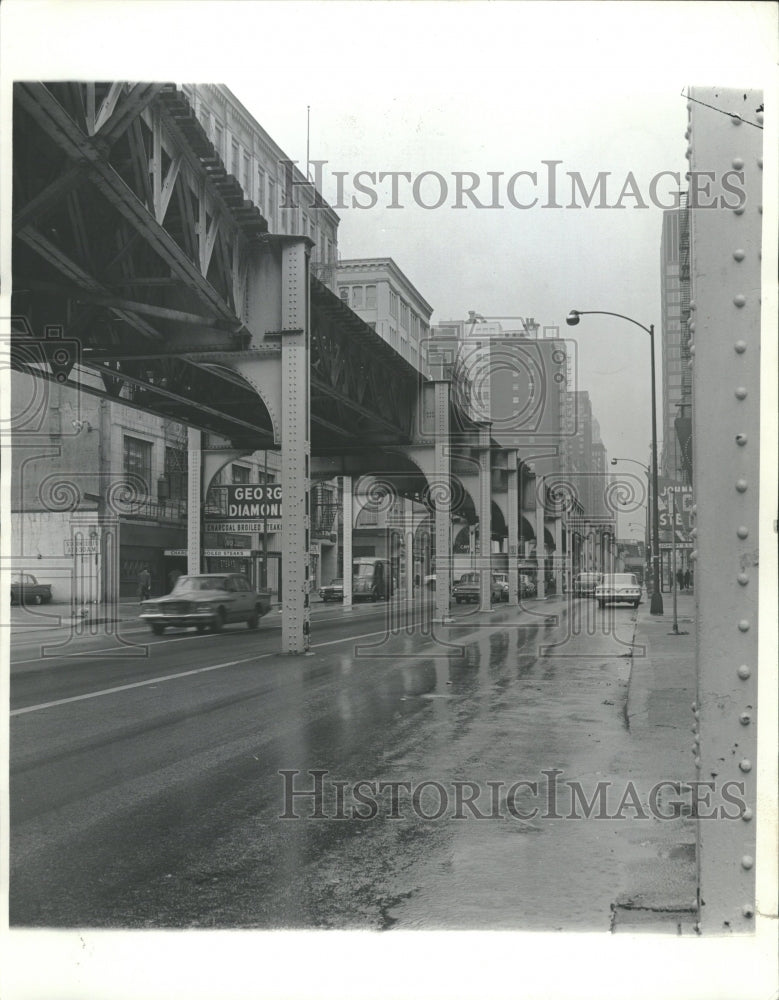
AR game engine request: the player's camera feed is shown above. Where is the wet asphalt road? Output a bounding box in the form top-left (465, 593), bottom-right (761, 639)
top-left (10, 596), bottom-right (644, 929)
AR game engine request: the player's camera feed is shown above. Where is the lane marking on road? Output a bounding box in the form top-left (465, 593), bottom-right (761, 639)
top-left (11, 611), bottom-right (539, 716)
top-left (10, 652), bottom-right (275, 717)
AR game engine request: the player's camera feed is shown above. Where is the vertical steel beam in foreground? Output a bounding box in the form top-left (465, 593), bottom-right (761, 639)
top-left (280, 239), bottom-right (311, 653)
top-left (506, 450), bottom-right (519, 606)
top-left (553, 515), bottom-right (563, 596)
top-left (342, 475), bottom-right (352, 609)
top-left (689, 86), bottom-right (762, 933)
top-left (187, 427), bottom-right (202, 576)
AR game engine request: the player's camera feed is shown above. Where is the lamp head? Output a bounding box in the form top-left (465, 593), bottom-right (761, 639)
top-left (565, 310), bottom-right (581, 327)
top-left (610, 458), bottom-right (617, 466)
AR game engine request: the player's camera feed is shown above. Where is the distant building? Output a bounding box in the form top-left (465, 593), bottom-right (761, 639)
top-left (660, 195), bottom-right (692, 483)
top-left (336, 258), bottom-right (432, 374)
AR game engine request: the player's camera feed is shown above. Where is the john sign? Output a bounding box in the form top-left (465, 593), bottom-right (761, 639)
top-left (225, 484), bottom-right (282, 519)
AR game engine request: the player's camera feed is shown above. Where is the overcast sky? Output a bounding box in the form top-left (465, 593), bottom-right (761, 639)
top-left (2, 1), bottom-right (775, 502)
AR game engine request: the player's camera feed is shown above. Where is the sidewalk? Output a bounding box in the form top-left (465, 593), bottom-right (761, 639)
top-left (612, 591), bottom-right (698, 932)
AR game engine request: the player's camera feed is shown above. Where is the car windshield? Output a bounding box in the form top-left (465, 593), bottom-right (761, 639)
top-left (172, 576), bottom-right (229, 593)
top-left (457, 573), bottom-right (479, 583)
top-left (328, 579), bottom-right (343, 586)
top-left (353, 564), bottom-right (374, 578)
top-left (603, 574), bottom-right (638, 586)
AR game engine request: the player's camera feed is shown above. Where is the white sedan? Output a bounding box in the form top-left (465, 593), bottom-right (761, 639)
top-left (595, 573), bottom-right (642, 609)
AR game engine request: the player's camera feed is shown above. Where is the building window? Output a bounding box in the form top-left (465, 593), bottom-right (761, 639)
top-left (339, 287), bottom-right (350, 304)
top-left (214, 122), bottom-right (224, 159)
top-left (165, 447), bottom-right (188, 501)
top-left (242, 152), bottom-right (251, 196)
top-left (257, 168), bottom-right (265, 208)
top-left (352, 286), bottom-right (364, 308)
top-left (400, 301), bottom-right (409, 330)
top-left (389, 290), bottom-right (399, 319)
top-left (123, 436), bottom-right (153, 494)
top-left (231, 139), bottom-right (240, 176)
top-left (232, 464), bottom-right (250, 484)
top-left (365, 284), bottom-right (377, 309)
top-left (268, 179), bottom-right (277, 229)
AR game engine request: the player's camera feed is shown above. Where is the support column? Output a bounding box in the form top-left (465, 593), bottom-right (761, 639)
top-left (478, 429), bottom-right (492, 613)
top-left (187, 427), bottom-right (201, 576)
top-left (404, 498), bottom-right (414, 603)
top-left (535, 474), bottom-right (546, 600)
top-left (342, 476), bottom-right (352, 609)
top-left (506, 450), bottom-right (519, 607)
top-left (434, 381), bottom-right (452, 624)
top-left (553, 516), bottom-right (563, 597)
top-left (468, 524), bottom-right (477, 567)
top-left (280, 239), bottom-right (310, 653)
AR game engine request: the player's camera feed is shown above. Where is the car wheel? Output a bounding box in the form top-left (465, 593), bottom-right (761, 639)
top-left (151, 623), bottom-right (165, 635)
top-left (33, 593), bottom-right (43, 605)
top-left (247, 609), bottom-right (259, 629)
top-left (211, 608), bottom-right (226, 633)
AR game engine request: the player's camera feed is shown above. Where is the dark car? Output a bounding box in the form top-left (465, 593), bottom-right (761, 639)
top-left (140, 573), bottom-right (271, 634)
top-left (319, 578), bottom-right (344, 602)
top-left (10, 572), bottom-right (53, 606)
top-left (573, 572), bottom-right (602, 597)
top-left (451, 572), bottom-right (502, 604)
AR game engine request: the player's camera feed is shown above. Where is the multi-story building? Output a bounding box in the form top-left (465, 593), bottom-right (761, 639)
top-left (182, 84), bottom-right (340, 290)
top-left (336, 258), bottom-right (432, 374)
top-left (660, 195), bottom-right (692, 483)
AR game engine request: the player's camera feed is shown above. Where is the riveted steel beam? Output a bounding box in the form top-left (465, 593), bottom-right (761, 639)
top-left (689, 87), bottom-right (763, 934)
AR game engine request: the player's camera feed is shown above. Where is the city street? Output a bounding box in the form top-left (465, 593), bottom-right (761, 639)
top-left (9, 595), bottom-right (687, 931)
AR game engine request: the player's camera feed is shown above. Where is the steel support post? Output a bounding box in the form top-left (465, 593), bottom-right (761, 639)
top-left (506, 451), bottom-right (519, 606)
top-left (553, 516), bottom-right (563, 596)
top-left (689, 87), bottom-right (762, 932)
top-left (404, 498), bottom-right (414, 604)
top-left (187, 427), bottom-right (201, 576)
top-left (535, 474), bottom-right (546, 600)
top-left (478, 433), bottom-right (492, 613)
top-left (433, 381), bottom-right (452, 624)
top-left (280, 239), bottom-right (310, 653)
top-left (342, 476), bottom-right (352, 609)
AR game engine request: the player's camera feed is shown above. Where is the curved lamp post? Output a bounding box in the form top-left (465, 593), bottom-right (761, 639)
top-left (567, 309), bottom-right (663, 615)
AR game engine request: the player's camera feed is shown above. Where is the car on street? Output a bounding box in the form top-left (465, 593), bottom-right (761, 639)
top-left (595, 573), bottom-right (642, 608)
top-left (492, 572), bottom-right (510, 601)
top-left (140, 573), bottom-right (272, 634)
top-left (10, 572), bottom-right (53, 606)
top-left (573, 572), bottom-right (602, 597)
top-left (519, 573), bottom-right (537, 598)
top-left (319, 578), bottom-right (344, 602)
top-left (451, 571), bottom-right (503, 604)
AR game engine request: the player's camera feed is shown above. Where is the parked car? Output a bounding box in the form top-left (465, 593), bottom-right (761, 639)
top-left (319, 578), bottom-right (344, 602)
top-left (519, 573), bottom-right (537, 598)
top-left (492, 572), bottom-right (510, 601)
top-left (595, 573), bottom-right (642, 608)
top-left (352, 558), bottom-right (393, 602)
top-left (451, 571), bottom-right (502, 604)
top-left (573, 572), bottom-right (602, 597)
top-left (10, 572), bottom-right (53, 606)
top-left (140, 574), bottom-right (271, 634)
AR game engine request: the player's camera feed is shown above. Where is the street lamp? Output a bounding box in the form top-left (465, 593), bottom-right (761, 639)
top-left (566, 309), bottom-right (663, 614)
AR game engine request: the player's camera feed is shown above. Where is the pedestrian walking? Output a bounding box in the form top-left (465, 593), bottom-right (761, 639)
top-left (676, 568), bottom-right (684, 591)
top-left (683, 568), bottom-right (691, 591)
top-left (138, 566), bottom-right (151, 603)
